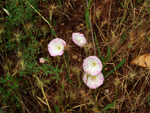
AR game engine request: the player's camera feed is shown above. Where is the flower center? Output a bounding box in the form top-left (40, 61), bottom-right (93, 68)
top-left (92, 62), bottom-right (96, 66)
top-left (76, 38), bottom-right (81, 43)
top-left (57, 46), bottom-right (61, 50)
top-left (91, 76), bottom-right (96, 80)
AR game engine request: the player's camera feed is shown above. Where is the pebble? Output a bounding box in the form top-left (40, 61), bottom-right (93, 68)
top-left (105, 89), bottom-right (109, 94)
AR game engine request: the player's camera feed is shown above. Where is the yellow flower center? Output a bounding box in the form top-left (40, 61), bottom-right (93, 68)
top-left (92, 62), bottom-right (96, 66)
top-left (91, 76), bottom-right (96, 80)
top-left (76, 38), bottom-right (81, 43)
top-left (57, 46), bottom-right (61, 50)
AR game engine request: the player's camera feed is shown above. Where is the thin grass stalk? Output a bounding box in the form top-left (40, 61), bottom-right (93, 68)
top-left (35, 76), bottom-right (52, 112)
top-left (25, 0), bottom-right (57, 38)
top-left (86, 0), bottom-right (96, 55)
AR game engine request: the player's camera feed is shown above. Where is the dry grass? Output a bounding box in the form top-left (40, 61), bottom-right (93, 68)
top-left (0, 0), bottom-right (150, 112)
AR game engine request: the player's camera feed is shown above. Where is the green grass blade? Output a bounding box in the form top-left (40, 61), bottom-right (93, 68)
top-left (64, 51), bottom-right (73, 85)
top-left (87, 0), bottom-right (92, 8)
top-left (50, 28), bottom-right (56, 36)
top-left (94, 32), bottom-right (105, 62)
top-left (56, 0), bottom-right (61, 6)
top-left (105, 59), bottom-right (126, 78)
top-left (102, 102), bottom-right (115, 111)
top-left (85, 10), bottom-right (90, 29)
top-left (54, 105), bottom-right (60, 113)
top-left (106, 46), bottom-right (110, 61)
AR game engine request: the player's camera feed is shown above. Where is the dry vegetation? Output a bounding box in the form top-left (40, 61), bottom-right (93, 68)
top-left (0, 0), bottom-right (150, 112)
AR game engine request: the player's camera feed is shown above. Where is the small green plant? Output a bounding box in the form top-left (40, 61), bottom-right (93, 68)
top-left (57, 0), bottom-right (62, 7)
top-left (39, 61), bottom-right (64, 83)
top-left (0, 73), bottom-right (20, 107)
top-left (94, 32), bottom-right (126, 78)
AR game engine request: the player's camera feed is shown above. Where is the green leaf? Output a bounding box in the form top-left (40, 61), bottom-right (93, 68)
top-left (106, 46), bottom-right (110, 61)
top-left (85, 10), bottom-right (90, 29)
top-left (120, 1), bottom-right (124, 8)
top-left (119, 32), bottom-right (127, 44)
top-left (50, 28), bottom-right (56, 36)
top-left (147, 7), bottom-right (150, 13)
top-left (102, 102), bottom-right (114, 111)
top-left (64, 50), bottom-right (70, 63)
top-left (66, 71), bottom-right (73, 85)
top-left (57, 0), bottom-right (61, 6)
top-left (94, 32), bottom-right (105, 62)
top-left (105, 59), bottom-right (126, 78)
top-left (54, 105), bottom-right (60, 113)
top-left (88, 0), bottom-right (92, 8)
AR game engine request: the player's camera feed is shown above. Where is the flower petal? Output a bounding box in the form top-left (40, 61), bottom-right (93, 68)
top-left (83, 56), bottom-right (103, 75)
top-left (83, 72), bottom-right (104, 89)
top-left (72, 33), bottom-right (87, 47)
top-left (48, 38), bottom-right (66, 57)
top-left (39, 58), bottom-right (45, 63)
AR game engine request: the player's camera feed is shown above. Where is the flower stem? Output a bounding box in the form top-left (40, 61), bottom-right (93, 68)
top-left (63, 52), bottom-right (73, 85)
top-left (41, 84), bottom-right (52, 112)
top-left (35, 75), bottom-right (52, 112)
top-left (84, 46), bottom-right (88, 56)
top-left (63, 53), bottom-right (69, 72)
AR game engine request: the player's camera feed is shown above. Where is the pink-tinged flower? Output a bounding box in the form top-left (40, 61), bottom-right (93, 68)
top-left (83, 56), bottom-right (103, 76)
top-left (39, 58), bottom-right (45, 63)
top-left (83, 72), bottom-right (104, 89)
top-left (72, 33), bottom-right (87, 47)
top-left (48, 38), bottom-right (66, 57)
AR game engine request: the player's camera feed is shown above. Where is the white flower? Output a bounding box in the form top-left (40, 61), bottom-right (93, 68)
top-left (72, 33), bottom-right (87, 47)
top-left (48, 38), bottom-right (66, 57)
top-left (83, 72), bottom-right (104, 89)
top-left (83, 56), bottom-right (103, 76)
top-left (39, 58), bottom-right (45, 63)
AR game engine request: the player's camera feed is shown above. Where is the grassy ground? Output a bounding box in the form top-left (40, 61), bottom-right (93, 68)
top-left (0, 0), bottom-right (150, 112)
